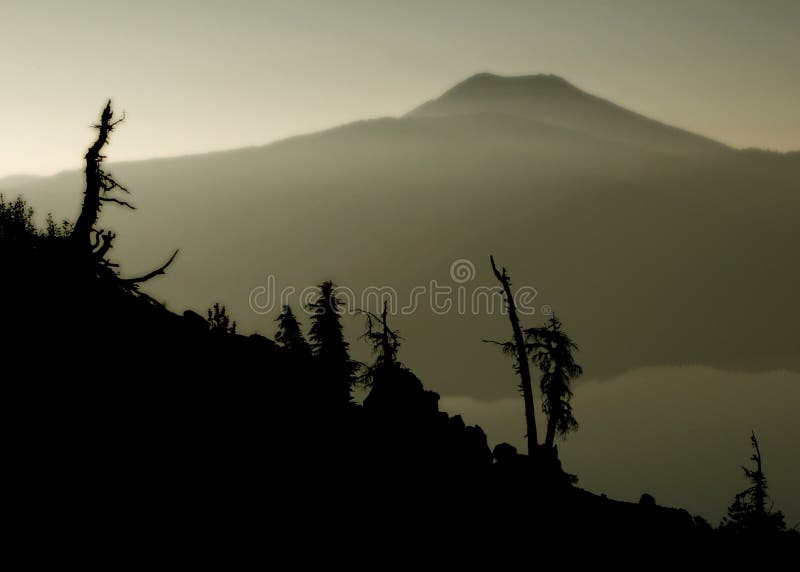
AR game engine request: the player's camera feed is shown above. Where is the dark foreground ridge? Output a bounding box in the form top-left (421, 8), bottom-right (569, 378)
top-left (2, 102), bottom-right (796, 548)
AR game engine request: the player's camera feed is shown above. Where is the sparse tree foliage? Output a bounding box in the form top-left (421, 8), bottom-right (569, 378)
top-left (0, 195), bottom-right (71, 251)
top-left (524, 314), bottom-right (582, 449)
top-left (359, 300), bottom-right (402, 386)
top-left (45, 213), bottom-right (72, 238)
top-left (207, 303), bottom-right (237, 335)
top-left (0, 195), bottom-right (36, 242)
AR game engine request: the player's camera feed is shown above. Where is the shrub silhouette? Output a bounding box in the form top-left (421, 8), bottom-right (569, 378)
top-left (207, 303), bottom-right (237, 335)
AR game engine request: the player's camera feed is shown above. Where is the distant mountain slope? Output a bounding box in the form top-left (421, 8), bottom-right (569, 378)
top-left (6, 75), bottom-right (799, 402)
top-left (409, 73), bottom-right (730, 155)
top-left (0, 174), bottom-right (45, 189)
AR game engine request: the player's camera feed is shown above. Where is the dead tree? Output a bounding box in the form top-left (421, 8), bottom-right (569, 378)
top-left (721, 431), bottom-right (787, 534)
top-left (71, 100), bottom-right (177, 285)
top-left (488, 255), bottom-right (538, 453)
top-left (72, 100), bottom-right (131, 252)
top-left (359, 300), bottom-right (402, 386)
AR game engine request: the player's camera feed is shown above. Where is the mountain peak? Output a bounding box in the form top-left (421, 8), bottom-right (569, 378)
top-left (406, 72), bottom-right (727, 154)
top-left (435, 72), bottom-right (581, 103)
top-left (459, 71), bottom-right (576, 89)
top-left (406, 72), bottom-right (591, 121)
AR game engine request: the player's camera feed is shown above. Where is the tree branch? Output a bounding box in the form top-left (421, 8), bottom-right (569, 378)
top-left (122, 250), bottom-right (179, 284)
top-left (93, 231), bottom-right (116, 260)
top-left (99, 196), bottom-right (136, 209)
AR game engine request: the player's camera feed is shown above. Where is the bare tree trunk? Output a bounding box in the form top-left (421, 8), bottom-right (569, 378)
top-left (490, 255), bottom-right (538, 453)
top-left (66, 101), bottom-right (177, 287)
top-left (545, 411), bottom-right (557, 450)
top-left (751, 431), bottom-right (766, 517)
top-left (72, 101), bottom-right (116, 248)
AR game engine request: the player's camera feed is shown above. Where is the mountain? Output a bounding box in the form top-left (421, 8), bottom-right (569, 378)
top-left (0, 174), bottom-right (44, 188)
top-left (408, 73), bottom-right (729, 154)
top-left (5, 74), bottom-right (800, 403)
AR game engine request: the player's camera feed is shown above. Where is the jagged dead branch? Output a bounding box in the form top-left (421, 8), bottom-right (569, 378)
top-left (357, 301), bottom-right (402, 386)
top-left (92, 230), bottom-right (116, 261)
top-left (99, 196), bottom-right (135, 209)
top-left (72, 101), bottom-right (178, 289)
top-left (72, 101), bottom-right (127, 247)
top-left (122, 249), bottom-right (179, 285)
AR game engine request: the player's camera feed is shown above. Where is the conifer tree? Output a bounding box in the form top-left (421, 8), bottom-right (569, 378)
top-left (307, 281), bottom-right (357, 404)
top-left (524, 314), bottom-right (582, 449)
top-left (275, 304), bottom-right (311, 359)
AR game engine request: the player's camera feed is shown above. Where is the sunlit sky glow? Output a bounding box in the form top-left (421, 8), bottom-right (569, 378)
top-left (1, 0), bottom-right (798, 177)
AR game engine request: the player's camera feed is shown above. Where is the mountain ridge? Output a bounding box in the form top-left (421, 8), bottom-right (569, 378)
top-left (5, 72), bottom-right (791, 187)
top-left (6, 91), bottom-right (798, 397)
top-left (408, 72), bottom-right (731, 155)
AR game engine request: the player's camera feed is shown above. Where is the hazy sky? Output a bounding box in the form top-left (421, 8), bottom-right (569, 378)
top-left (1, 0), bottom-right (798, 177)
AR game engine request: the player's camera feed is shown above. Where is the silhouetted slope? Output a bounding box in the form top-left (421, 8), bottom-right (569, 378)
top-left (4, 102), bottom-right (797, 544)
top-left (408, 72), bottom-right (730, 154)
top-left (6, 272), bottom-right (703, 540)
top-left (7, 229), bottom-right (704, 539)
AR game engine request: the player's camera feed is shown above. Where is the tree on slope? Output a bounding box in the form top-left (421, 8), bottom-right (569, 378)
top-left (307, 281), bottom-right (358, 405)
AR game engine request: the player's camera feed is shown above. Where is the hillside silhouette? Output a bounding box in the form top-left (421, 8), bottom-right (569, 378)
top-left (3, 100), bottom-right (797, 545)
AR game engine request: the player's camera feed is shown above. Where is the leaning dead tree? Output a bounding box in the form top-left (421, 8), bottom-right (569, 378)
top-left (71, 100), bottom-right (177, 286)
top-left (487, 255), bottom-right (538, 453)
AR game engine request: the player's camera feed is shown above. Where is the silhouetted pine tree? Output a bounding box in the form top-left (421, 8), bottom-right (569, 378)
top-left (275, 305), bottom-right (311, 359)
top-left (720, 431), bottom-right (787, 536)
top-left (307, 281), bottom-right (358, 404)
top-left (524, 314), bottom-right (582, 450)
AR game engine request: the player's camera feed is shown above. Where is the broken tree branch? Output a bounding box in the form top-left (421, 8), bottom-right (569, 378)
top-left (122, 249), bottom-right (179, 284)
top-left (99, 196), bottom-right (136, 209)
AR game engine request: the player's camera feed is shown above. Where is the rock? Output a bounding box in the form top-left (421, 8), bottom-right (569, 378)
top-left (182, 309), bottom-right (208, 333)
top-left (639, 493), bottom-right (656, 507)
top-left (493, 442), bottom-right (518, 463)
